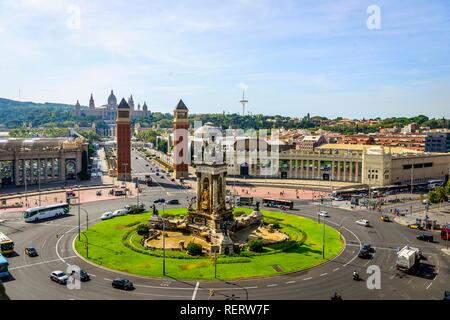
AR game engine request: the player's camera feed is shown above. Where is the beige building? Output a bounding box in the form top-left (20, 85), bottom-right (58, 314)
top-left (279, 144), bottom-right (450, 187)
top-left (0, 138), bottom-right (88, 187)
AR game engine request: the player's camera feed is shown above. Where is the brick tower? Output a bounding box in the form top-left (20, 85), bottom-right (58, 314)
top-left (173, 99), bottom-right (189, 179)
top-left (116, 98), bottom-right (131, 181)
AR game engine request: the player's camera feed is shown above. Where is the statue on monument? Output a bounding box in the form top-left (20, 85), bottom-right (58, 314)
top-left (201, 188), bottom-right (210, 213)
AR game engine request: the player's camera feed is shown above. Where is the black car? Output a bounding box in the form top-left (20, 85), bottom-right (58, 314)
top-left (153, 198), bottom-right (166, 204)
top-left (358, 249), bottom-right (371, 259)
top-left (24, 247), bottom-right (38, 257)
top-left (416, 234), bottom-right (434, 242)
top-left (362, 244), bottom-right (375, 253)
top-left (444, 291), bottom-right (450, 301)
top-left (75, 269), bottom-right (90, 282)
top-left (167, 199), bottom-right (179, 205)
top-left (112, 278), bottom-right (134, 290)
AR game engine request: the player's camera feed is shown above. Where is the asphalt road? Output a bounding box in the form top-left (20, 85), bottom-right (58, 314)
top-left (1, 151), bottom-right (448, 300)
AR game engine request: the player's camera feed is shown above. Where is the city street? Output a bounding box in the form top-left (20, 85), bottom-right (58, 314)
top-left (1, 151), bottom-right (448, 300)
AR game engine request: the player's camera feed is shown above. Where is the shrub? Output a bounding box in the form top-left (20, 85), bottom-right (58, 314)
top-left (187, 242), bottom-right (203, 256)
top-left (272, 222), bottom-right (281, 229)
top-left (249, 240), bottom-right (264, 252)
top-left (137, 224), bottom-right (150, 236)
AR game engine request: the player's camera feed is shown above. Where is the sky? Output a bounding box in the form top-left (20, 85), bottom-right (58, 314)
top-left (0, 0), bottom-right (449, 118)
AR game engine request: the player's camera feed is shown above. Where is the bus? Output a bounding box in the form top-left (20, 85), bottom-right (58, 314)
top-left (262, 198), bottom-right (294, 210)
top-left (0, 233), bottom-right (14, 255)
top-left (23, 203), bottom-right (70, 223)
top-left (331, 188), bottom-right (368, 200)
top-left (0, 254), bottom-right (9, 278)
top-left (441, 224), bottom-right (450, 241)
top-left (236, 196), bottom-right (253, 206)
top-left (428, 180), bottom-right (445, 190)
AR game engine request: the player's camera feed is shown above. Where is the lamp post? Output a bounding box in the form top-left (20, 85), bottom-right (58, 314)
top-left (318, 214), bottom-right (326, 259)
top-left (80, 207), bottom-right (89, 230)
top-left (162, 202), bottom-right (166, 276)
top-left (77, 185), bottom-right (81, 241)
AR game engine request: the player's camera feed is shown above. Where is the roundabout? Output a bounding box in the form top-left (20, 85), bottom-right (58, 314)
top-left (73, 208), bottom-right (344, 280)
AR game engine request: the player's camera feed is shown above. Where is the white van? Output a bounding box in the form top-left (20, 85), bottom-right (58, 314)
top-left (356, 219), bottom-right (370, 227)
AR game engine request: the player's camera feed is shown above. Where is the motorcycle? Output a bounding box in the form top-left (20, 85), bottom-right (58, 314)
top-left (352, 273), bottom-right (360, 281)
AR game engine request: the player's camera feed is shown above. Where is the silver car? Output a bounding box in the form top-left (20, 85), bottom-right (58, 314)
top-left (50, 271), bottom-right (69, 284)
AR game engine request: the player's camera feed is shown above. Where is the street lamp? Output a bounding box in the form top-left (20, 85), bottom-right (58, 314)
top-left (162, 202), bottom-right (166, 276)
top-left (80, 207), bottom-right (89, 230)
top-left (317, 214), bottom-right (326, 259)
top-left (77, 185), bottom-right (81, 241)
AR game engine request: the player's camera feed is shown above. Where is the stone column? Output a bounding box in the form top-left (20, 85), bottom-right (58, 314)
top-left (300, 159), bottom-right (304, 179)
top-left (212, 175), bottom-right (218, 210)
top-left (289, 160), bottom-right (293, 178)
top-left (294, 160), bottom-right (298, 178)
top-left (317, 161), bottom-right (321, 180)
top-left (337, 161), bottom-right (341, 181)
top-left (59, 156), bottom-right (65, 181)
top-left (331, 161), bottom-right (335, 181)
top-left (349, 162), bottom-right (353, 182)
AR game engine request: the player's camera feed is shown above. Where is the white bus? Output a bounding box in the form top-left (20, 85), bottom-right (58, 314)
top-left (23, 203), bottom-right (70, 222)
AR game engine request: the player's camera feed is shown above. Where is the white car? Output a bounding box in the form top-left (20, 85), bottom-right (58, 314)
top-left (100, 211), bottom-right (114, 220)
top-left (112, 209), bottom-right (128, 217)
top-left (356, 219), bottom-right (370, 227)
top-left (50, 270), bottom-right (69, 284)
top-left (318, 211), bottom-right (329, 217)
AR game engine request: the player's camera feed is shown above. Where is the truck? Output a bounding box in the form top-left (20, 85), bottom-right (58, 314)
top-left (236, 196), bottom-right (253, 206)
top-left (396, 246), bottom-right (421, 272)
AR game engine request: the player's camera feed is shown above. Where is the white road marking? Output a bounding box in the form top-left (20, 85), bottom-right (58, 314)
top-left (267, 284), bottom-right (278, 287)
top-left (104, 278), bottom-right (113, 281)
top-left (332, 268), bottom-right (340, 272)
top-left (320, 273), bottom-right (328, 277)
top-left (303, 277), bottom-right (312, 281)
top-left (9, 256), bottom-right (77, 270)
top-left (192, 281), bottom-right (200, 300)
top-left (426, 282), bottom-right (433, 290)
top-left (286, 281), bottom-right (296, 284)
top-left (390, 275), bottom-right (395, 280)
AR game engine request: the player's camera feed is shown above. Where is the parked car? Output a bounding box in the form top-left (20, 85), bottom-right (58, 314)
top-left (381, 215), bottom-right (390, 222)
top-left (408, 224), bottom-right (423, 230)
top-left (112, 209), bottom-right (128, 217)
top-left (70, 269), bottom-right (91, 282)
top-left (153, 198), bottom-right (166, 204)
top-left (167, 199), bottom-right (179, 205)
top-left (100, 211), bottom-right (114, 220)
top-left (50, 271), bottom-right (69, 284)
top-left (356, 219), bottom-right (370, 227)
top-left (334, 196), bottom-right (344, 201)
top-left (318, 211), bottom-right (329, 217)
top-left (112, 278), bottom-right (134, 290)
top-left (24, 247), bottom-right (38, 257)
top-left (416, 234), bottom-right (434, 242)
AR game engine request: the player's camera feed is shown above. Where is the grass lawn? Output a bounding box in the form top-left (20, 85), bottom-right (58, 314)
top-left (74, 208), bottom-right (344, 280)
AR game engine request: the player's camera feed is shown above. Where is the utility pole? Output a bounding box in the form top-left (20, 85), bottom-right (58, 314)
top-left (322, 215), bottom-right (326, 259)
top-left (38, 167), bottom-right (41, 207)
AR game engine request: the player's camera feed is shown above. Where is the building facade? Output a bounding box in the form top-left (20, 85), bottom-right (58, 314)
top-left (0, 138), bottom-right (88, 187)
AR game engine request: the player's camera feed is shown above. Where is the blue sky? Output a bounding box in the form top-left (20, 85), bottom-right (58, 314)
top-left (0, 0), bottom-right (449, 118)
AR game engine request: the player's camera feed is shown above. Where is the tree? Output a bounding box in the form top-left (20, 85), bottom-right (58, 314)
top-left (428, 187), bottom-right (448, 203)
top-left (249, 240), bottom-right (264, 252)
top-left (137, 224), bottom-right (150, 236)
top-left (187, 243), bottom-right (203, 256)
top-left (445, 180), bottom-right (450, 195)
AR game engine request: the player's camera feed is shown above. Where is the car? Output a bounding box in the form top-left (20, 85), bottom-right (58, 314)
top-left (318, 211), bottom-right (329, 217)
top-left (334, 197), bottom-right (344, 201)
top-left (408, 224), bottom-right (423, 230)
top-left (167, 199), bottom-right (179, 205)
top-left (362, 244), bottom-right (375, 253)
top-left (112, 278), bottom-right (134, 290)
top-left (100, 211), bottom-right (114, 220)
top-left (146, 164), bottom-right (149, 167)
top-left (71, 269), bottom-right (91, 282)
top-left (112, 209), bottom-right (128, 217)
top-left (156, 172), bottom-right (160, 176)
top-left (153, 198), bottom-right (166, 204)
top-left (444, 291), bottom-right (450, 301)
top-left (358, 249), bottom-right (371, 259)
top-left (356, 219), bottom-right (370, 227)
top-left (416, 234), bottom-right (434, 242)
top-left (160, 176), bottom-right (165, 179)
top-left (24, 247), bottom-right (38, 257)
top-left (381, 215), bottom-right (390, 222)
top-left (50, 271), bottom-right (69, 284)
